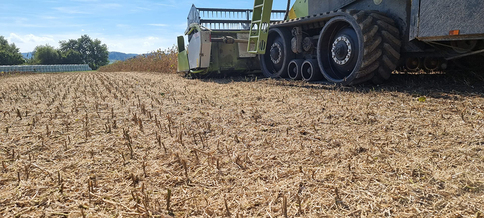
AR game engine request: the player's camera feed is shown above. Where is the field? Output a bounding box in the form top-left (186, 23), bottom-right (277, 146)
top-left (1, 71), bottom-right (483, 217)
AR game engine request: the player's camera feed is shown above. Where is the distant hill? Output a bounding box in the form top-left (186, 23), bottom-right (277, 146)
top-left (109, 52), bottom-right (139, 62)
top-left (21, 51), bottom-right (139, 63)
top-left (21, 52), bottom-right (34, 60)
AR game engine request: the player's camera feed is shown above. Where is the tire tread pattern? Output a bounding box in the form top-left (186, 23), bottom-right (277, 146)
top-left (349, 11), bottom-right (401, 84)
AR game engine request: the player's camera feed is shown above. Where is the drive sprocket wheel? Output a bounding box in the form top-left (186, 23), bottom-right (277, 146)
top-left (317, 10), bottom-right (401, 85)
top-left (260, 28), bottom-right (294, 78)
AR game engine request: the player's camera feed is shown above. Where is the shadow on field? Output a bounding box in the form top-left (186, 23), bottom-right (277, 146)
top-left (197, 69), bottom-right (484, 99)
top-left (376, 70), bottom-right (484, 98)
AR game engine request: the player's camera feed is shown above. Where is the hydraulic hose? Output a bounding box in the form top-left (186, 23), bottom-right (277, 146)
top-left (284, 0), bottom-right (291, 20)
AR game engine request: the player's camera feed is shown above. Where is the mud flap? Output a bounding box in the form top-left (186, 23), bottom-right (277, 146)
top-left (177, 36), bottom-right (190, 73)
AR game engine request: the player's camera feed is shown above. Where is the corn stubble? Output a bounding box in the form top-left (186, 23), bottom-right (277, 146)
top-left (0, 69), bottom-right (483, 217)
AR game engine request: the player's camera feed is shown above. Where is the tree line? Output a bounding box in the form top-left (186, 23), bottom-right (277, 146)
top-left (0, 36), bottom-right (24, 65)
top-left (0, 35), bottom-right (109, 70)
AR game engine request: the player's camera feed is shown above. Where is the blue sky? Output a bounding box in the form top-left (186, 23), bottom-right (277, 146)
top-left (1, 0), bottom-right (289, 54)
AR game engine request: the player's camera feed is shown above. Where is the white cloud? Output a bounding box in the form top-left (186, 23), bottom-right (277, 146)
top-left (99, 3), bottom-right (122, 8)
top-left (156, 3), bottom-right (175, 7)
top-left (134, 6), bottom-right (151, 11)
top-left (101, 36), bottom-right (175, 54)
top-left (116, 24), bottom-right (130, 28)
top-left (54, 7), bottom-right (91, 14)
top-left (39, 15), bottom-right (58, 20)
top-left (8, 33), bottom-right (57, 52)
top-left (148, 24), bottom-right (168, 27)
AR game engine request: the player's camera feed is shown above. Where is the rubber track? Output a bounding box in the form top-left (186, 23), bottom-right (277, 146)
top-left (350, 11), bottom-right (401, 84)
top-left (369, 12), bottom-right (401, 84)
top-left (271, 10), bottom-right (401, 85)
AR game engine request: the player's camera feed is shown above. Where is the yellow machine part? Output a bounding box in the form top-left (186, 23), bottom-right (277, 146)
top-left (288, 0), bottom-right (309, 19)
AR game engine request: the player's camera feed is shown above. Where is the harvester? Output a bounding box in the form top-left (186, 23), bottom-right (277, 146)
top-left (177, 0), bottom-right (484, 85)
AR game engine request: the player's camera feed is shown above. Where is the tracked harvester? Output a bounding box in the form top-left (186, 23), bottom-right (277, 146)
top-left (178, 0), bottom-right (484, 85)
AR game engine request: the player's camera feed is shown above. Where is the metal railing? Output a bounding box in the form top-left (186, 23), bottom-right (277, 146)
top-left (0, 64), bottom-right (92, 73)
top-left (187, 4), bottom-right (286, 30)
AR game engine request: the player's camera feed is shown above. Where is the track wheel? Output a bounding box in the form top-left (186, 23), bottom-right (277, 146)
top-left (260, 28), bottom-right (294, 78)
top-left (301, 59), bottom-right (323, 81)
top-left (288, 59), bottom-right (304, 80)
top-left (317, 11), bottom-right (401, 85)
top-left (405, 57), bottom-right (420, 71)
top-left (423, 57), bottom-right (440, 71)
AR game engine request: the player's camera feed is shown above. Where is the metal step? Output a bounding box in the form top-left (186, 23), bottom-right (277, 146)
top-left (247, 0), bottom-right (275, 54)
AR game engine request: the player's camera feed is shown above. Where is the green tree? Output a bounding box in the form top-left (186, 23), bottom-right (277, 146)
top-left (59, 35), bottom-right (109, 69)
top-left (0, 36), bottom-right (25, 65)
top-left (33, 45), bottom-right (60, 65)
top-left (61, 49), bottom-right (82, 64)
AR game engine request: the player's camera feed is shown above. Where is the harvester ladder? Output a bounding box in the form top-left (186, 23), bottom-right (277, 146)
top-left (247, 0), bottom-right (274, 54)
